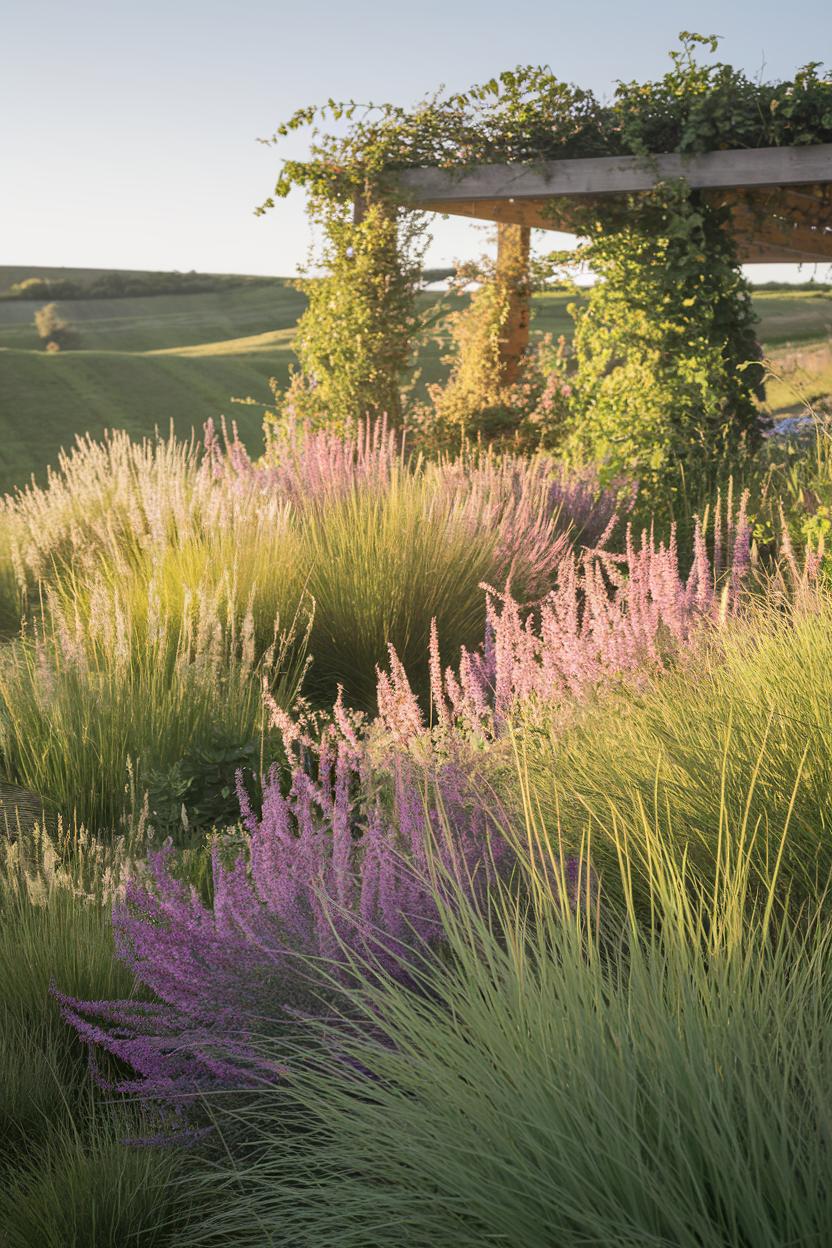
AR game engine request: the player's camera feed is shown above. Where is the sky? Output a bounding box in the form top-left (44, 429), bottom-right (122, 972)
top-left (2, 0), bottom-right (831, 283)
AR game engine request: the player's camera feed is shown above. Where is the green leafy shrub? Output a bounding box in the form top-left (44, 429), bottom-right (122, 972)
top-left (270, 200), bottom-right (428, 430)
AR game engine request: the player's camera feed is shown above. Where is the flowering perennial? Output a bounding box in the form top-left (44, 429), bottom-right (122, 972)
top-left (378, 495), bottom-right (752, 740)
top-left (56, 738), bottom-right (508, 1103)
top-left (5, 419), bottom-right (621, 611)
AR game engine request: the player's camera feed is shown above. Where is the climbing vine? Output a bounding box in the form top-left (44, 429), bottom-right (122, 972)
top-left (259, 35), bottom-right (832, 496)
top-left (558, 183), bottom-right (765, 506)
top-left (276, 198), bottom-right (427, 430)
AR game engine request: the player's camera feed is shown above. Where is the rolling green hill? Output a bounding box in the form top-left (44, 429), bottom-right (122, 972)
top-left (0, 271), bottom-right (307, 492)
top-left (0, 348), bottom-right (296, 492)
top-left (0, 281), bottom-right (306, 352)
top-left (1, 266), bottom-right (830, 497)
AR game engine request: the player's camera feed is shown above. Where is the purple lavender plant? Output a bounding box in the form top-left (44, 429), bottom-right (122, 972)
top-left (376, 494), bottom-right (753, 740)
top-left (56, 738), bottom-right (508, 1104)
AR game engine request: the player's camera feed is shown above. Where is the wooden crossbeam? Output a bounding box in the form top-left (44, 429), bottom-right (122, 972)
top-left (713, 185), bottom-right (832, 225)
top-left (701, 187), bottom-right (832, 261)
top-left (773, 184), bottom-right (832, 210)
top-left (419, 194), bottom-right (832, 262)
top-left (419, 197), bottom-right (579, 231)
top-left (399, 144), bottom-right (832, 204)
top-left (737, 243), bottom-right (832, 263)
top-left (758, 187), bottom-right (832, 221)
top-left (397, 147), bottom-right (832, 264)
top-left (727, 203), bottom-right (832, 261)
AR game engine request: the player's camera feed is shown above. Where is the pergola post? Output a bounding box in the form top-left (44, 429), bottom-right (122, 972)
top-left (496, 223), bottom-right (531, 384)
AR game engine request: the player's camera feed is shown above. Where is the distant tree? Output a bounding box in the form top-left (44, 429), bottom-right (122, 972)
top-left (34, 303), bottom-right (77, 350)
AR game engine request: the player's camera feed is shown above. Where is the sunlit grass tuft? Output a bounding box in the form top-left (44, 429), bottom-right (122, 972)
top-left (188, 767), bottom-right (832, 1248)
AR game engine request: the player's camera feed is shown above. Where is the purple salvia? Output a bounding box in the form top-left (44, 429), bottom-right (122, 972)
top-left (57, 740), bottom-right (509, 1107)
top-left (377, 497), bottom-right (753, 739)
top-left (428, 618), bottom-right (451, 731)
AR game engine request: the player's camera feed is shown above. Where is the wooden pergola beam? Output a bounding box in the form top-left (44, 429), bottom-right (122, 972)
top-left (367, 144), bottom-right (831, 379)
top-left (418, 197), bottom-right (580, 231)
top-left (738, 243), bottom-right (832, 263)
top-left (418, 196), bottom-right (832, 263)
top-left (744, 186), bottom-right (832, 219)
top-left (729, 212), bottom-right (832, 262)
top-left (398, 144), bottom-right (832, 204)
top-left (399, 144), bottom-right (832, 263)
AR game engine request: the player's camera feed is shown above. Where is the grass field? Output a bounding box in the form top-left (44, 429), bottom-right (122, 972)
top-left (0, 282), bottom-right (306, 353)
top-left (1, 267), bottom-right (831, 496)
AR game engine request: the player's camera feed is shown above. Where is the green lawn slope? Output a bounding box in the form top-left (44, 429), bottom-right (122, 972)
top-left (0, 347), bottom-right (295, 492)
top-left (0, 281), bottom-right (306, 352)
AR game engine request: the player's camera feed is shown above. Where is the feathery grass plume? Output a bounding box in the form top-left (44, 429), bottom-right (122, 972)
top-left (0, 572), bottom-right (309, 831)
top-left (226, 413), bottom-right (401, 505)
top-left (206, 420), bottom-right (621, 704)
top-left (3, 419), bottom-right (616, 596)
top-left (433, 452), bottom-right (624, 584)
top-left (2, 428), bottom-right (208, 595)
top-left (2, 419), bottom-right (621, 720)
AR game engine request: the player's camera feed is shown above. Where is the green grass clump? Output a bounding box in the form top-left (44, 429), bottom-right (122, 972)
top-left (518, 591), bottom-right (832, 902)
top-left (188, 781), bottom-right (832, 1248)
top-left (300, 473), bottom-right (504, 708)
top-left (0, 829), bottom-right (139, 1153)
top-left (0, 1119), bottom-right (185, 1248)
top-left (0, 574), bottom-right (307, 833)
top-left (0, 829), bottom-right (197, 1247)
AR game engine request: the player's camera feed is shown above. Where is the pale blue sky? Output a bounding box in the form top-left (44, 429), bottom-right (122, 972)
top-left (2, 0), bottom-right (830, 281)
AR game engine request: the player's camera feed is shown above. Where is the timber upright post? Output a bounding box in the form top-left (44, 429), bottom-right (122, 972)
top-left (496, 223), bottom-right (531, 384)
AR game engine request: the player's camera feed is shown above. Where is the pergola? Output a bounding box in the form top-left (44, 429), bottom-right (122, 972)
top-left (390, 143), bottom-right (832, 379)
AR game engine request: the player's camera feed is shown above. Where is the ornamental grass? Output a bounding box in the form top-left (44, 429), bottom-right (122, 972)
top-left (185, 765), bottom-right (832, 1248)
